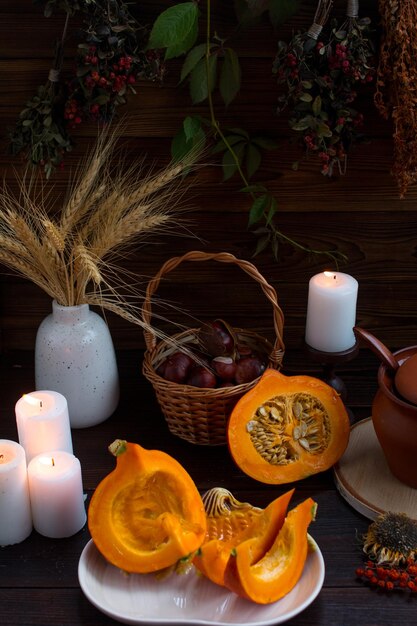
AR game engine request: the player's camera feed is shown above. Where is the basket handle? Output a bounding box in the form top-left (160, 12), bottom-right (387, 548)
top-left (142, 251), bottom-right (285, 367)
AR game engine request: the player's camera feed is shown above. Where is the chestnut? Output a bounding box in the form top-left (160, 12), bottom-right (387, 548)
top-left (234, 357), bottom-right (266, 385)
top-left (212, 356), bottom-right (237, 381)
top-left (163, 351), bottom-right (194, 384)
top-left (236, 344), bottom-right (252, 358)
top-left (198, 318), bottom-right (236, 357)
top-left (186, 366), bottom-right (217, 388)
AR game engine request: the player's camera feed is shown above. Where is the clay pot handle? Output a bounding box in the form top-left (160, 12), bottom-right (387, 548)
top-left (353, 327), bottom-right (399, 372)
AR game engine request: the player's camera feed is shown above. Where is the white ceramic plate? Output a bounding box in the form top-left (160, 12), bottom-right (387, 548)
top-left (78, 536), bottom-right (324, 625)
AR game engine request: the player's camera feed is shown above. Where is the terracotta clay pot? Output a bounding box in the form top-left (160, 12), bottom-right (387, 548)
top-left (372, 345), bottom-right (417, 489)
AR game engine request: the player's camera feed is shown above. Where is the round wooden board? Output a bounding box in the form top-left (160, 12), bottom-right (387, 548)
top-left (333, 417), bottom-right (417, 521)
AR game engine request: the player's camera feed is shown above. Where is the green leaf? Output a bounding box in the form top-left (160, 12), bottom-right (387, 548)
top-left (253, 233), bottom-right (270, 256)
top-left (148, 3), bottom-right (199, 51)
top-left (268, 0), bottom-right (298, 27)
top-left (252, 136), bottom-right (278, 150)
top-left (222, 141), bottom-right (245, 180)
top-left (248, 194), bottom-right (268, 227)
top-left (189, 55), bottom-right (217, 104)
top-left (165, 17), bottom-right (198, 59)
top-left (291, 118), bottom-right (311, 131)
top-left (312, 95), bottom-right (322, 116)
top-left (245, 143), bottom-right (261, 178)
top-left (316, 122), bottom-right (332, 138)
top-left (219, 48), bottom-right (241, 106)
top-left (246, 0), bottom-right (269, 16)
top-left (271, 233), bottom-right (279, 260)
top-left (183, 115), bottom-right (202, 142)
top-left (299, 92), bottom-right (313, 102)
top-left (211, 134), bottom-right (247, 154)
top-left (266, 196), bottom-right (278, 225)
top-left (171, 123), bottom-right (206, 163)
top-left (240, 183), bottom-right (267, 193)
top-left (180, 43), bottom-right (210, 82)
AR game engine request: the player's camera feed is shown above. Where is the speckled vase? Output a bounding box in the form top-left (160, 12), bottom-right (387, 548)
top-left (35, 301), bottom-right (120, 428)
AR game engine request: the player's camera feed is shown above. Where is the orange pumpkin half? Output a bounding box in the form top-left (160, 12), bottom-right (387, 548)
top-left (88, 439), bottom-right (206, 573)
top-left (227, 369), bottom-right (350, 484)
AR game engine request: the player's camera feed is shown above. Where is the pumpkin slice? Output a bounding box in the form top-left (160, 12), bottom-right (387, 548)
top-left (88, 439), bottom-right (206, 573)
top-left (227, 369), bottom-right (350, 484)
top-left (223, 497), bottom-right (317, 604)
top-left (193, 487), bottom-right (294, 586)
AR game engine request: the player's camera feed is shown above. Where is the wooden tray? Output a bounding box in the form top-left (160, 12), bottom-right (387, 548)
top-left (333, 417), bottom-right (417, 521)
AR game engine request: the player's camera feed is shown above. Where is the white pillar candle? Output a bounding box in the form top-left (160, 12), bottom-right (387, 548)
top-left (15, 390), bottom-right (73, 464)
top-left (0, 440), bottom-right (33, 546)
top-left (305, 271), bottom-right (359, 353)
top-left (28, 451), bottom-right (87, 538)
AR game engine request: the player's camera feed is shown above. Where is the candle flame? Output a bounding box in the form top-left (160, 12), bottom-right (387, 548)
top-left (39, 456), bottom-right (55, 467)
top-left (23, 393), bottom-right (42, 409)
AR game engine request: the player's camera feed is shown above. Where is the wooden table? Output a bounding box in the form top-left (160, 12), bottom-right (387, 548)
top-left (1, 350), bottom-right (416, 626)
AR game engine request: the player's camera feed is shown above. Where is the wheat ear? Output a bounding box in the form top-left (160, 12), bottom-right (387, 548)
top-left (60, 131), bottom-right (116, 236)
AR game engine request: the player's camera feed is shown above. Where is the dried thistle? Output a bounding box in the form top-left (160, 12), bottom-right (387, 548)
top-left (0, 127), bottom-right (201, 337)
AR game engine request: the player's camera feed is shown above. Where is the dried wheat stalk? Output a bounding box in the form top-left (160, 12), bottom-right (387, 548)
top-left (0, 129), bottom-right (201, 339)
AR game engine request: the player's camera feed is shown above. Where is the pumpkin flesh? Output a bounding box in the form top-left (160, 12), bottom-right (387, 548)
top-left (193, 488), bottom-right (294, 586)
top-left (223, 497), bottom-right (317, 604)
top-left (88, 440), bottom-right (206, 573)
top-left (228, 369), bottom-right (350, 484)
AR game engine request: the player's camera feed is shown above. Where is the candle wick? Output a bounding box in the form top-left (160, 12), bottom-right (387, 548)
top-left (333, 275), bottom-right (336, 279)
top-left (40, 401), bottom-right (43, 408)
top-left (52, 458), bottom-right (55, 467)
top-left (0, 454), bottom-right (3, 460)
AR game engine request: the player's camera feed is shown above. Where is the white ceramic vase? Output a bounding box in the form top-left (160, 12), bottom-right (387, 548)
top-left (35, 301), bottom-right (120, 428)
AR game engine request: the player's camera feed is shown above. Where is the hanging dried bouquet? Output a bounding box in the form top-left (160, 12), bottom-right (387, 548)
top-left (9, 0), bottom-right (163, 178)
top-left (375, 1), bottom-right (417, 197)
top-left (273, 0), bottom-right (375, 176)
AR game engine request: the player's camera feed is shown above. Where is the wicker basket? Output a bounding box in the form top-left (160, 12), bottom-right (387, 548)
top-left (142, 251), bottom-right (285, 445)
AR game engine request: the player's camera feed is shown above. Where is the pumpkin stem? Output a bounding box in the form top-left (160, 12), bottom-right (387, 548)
top-left (108, 439), bottom-right (127, 457)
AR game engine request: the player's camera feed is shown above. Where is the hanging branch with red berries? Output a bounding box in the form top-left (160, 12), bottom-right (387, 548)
top-left (9, 0), bottom-right (163, 178)
top-left (273, 0), bottom-right (376, 176)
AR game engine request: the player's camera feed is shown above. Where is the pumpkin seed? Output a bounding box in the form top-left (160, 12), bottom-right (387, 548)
top-left (248, 392), bottom-right (331, 465)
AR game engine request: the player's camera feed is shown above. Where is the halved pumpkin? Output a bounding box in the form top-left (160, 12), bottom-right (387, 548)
top-left (193, 487), bottom-right (294, 586)
top-left (223, 497), bottom-right (317, 604)
top-left (88, 439), bottom-right (206, 573)
top-left (227, 369), bottom-right (350, 484)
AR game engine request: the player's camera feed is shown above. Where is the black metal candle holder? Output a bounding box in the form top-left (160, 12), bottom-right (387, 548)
top-left (304, 341), bottom-right (360, 422)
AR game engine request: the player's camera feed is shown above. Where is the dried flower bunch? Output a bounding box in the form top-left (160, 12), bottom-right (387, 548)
top-left (375, 1), bottom-right (417, 197)
top-left (274, 0), bottom-right (375, 176)
top-left (0, 129), bottom-right (198, 333)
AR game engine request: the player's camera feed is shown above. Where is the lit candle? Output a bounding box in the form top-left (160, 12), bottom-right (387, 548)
top-left (0, 439), bottom-right (33, 546)
top-left (27, 451), bottom-right (87, 538)
top-left (305, 271), bottom-right (359, 353)
top-left (15, 391), bottom-right (73, 464)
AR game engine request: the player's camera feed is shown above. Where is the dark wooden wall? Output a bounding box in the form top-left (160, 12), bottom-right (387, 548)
top-left (1, 0), bottom-right (417, 369)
